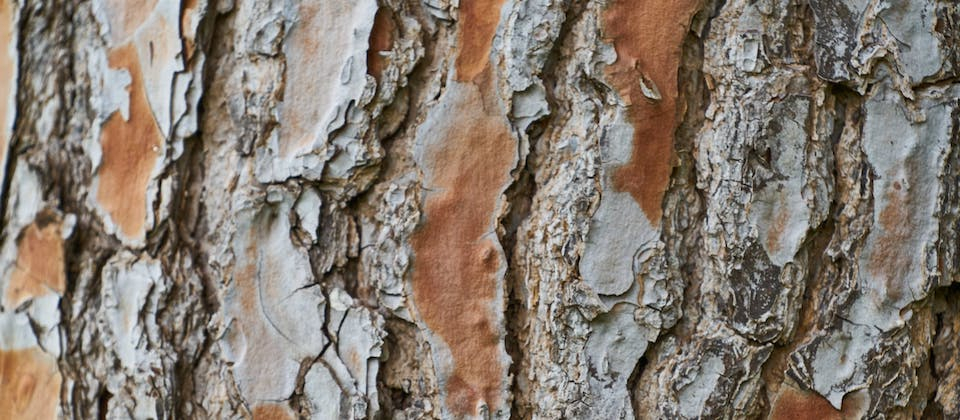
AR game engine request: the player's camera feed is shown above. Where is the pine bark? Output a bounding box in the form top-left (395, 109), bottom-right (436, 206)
top-left (1, 0), bottom-right (959, 418)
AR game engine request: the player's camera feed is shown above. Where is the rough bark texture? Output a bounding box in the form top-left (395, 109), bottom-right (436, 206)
top-left (2, 0), bottom-right (960, 419)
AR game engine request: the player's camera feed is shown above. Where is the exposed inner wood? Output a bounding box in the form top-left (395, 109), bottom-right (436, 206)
top-left (410, 0), bottom-right (514, 415)
top-left (602, 0), bottom-right (700, 223)
top-left (368, 7), bottom-right (395, 82)
top-left (96, 42), bottom-right (163, 240)
top-left (0, 348), bottom-right (61, 420)
top-left (3, 212), bottom-right (64, 309)
top-left (454, 0), bottom-right (506, 82)
top-left (870, 179), bottom-right (915, 303)
top-left (180, 0), bottom-right (200, 62)
top-left (0, 0), bottom-right (14, 189)
top-left (769, 385), bottom-right (864, 420)
top-left (251, 403), bottom-right (294, 420)
top-left (410, 83), bottom-right (514, 415)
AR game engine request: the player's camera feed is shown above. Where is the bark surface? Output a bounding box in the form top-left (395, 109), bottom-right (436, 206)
top-left (1, 0), bottom-right (960, 418)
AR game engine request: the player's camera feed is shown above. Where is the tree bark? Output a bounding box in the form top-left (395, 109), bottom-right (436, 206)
top-left (1, 0), bottom-right (959, 418)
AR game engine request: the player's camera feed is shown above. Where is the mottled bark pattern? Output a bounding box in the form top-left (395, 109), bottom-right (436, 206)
top-left (1, 0), bottom-right (959, 419)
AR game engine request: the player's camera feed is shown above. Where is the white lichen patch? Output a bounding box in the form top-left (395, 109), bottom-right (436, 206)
top-left (302, 292), bottom-right (385, 418)
top-left (794, 83), bottom-right (960, 411)
top-left (256, 0), bottom-right (378, 183)
top-left (853, 84), bottom-right (954, 330)
top-left (747, 98), bottom-right (813, 266)
top-left (223, 191), bottom-right (326, 403)
top-left (581, 118), bottom-right (659, 297)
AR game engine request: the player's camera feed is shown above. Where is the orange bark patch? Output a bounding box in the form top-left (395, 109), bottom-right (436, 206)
top-left (602, 0), bottom-right (700, 223)
top-left (180, 0), bottom-right (200, 62)
top-left (410, 84), bottom-right (513, 417)
top-left (0, 348), bottom-right (61, 420)
top-left (869, 182), bottom-right (914, 303)
top-left (454, 0), bottom-right (506, 81)
top-left (367, 7), bottom-right (395, 82)
top-left (251, 403), bottom-right (294, 420)
top-left (238, 240), bottom-right (258, 323)
top-left (770, 386), bottom-right (863, 420)
top-left (96, 42), bottom-right (163, 240)
top-left (4, 212), bottom-right (65, 309)
top-left (414, 1), bottom-right (512, 414)
top-left (278, 2), bottom-right (338, 157)
top-left (766, 204), bottom-right (790, 255)
top-left (0, 0), bottom-right (14, 186)
top-left (103, 0), bottom-right (159, 44)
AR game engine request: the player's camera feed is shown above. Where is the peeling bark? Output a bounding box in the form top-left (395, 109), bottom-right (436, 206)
top-left (2, 0), bottom-right (960, 419)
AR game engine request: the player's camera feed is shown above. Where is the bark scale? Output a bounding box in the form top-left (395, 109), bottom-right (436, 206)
top-left (1, 0), bottom-right (959, 419)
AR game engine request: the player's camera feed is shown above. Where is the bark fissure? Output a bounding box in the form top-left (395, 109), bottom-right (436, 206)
top-left (3, 0), bottom-right (960, 418)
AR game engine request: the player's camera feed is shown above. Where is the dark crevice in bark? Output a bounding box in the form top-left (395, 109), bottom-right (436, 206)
top-left (161, 3), bottom-right (231, 416)
top-left (627, 350), bottom-right (651, 417)
top-left (14, 0), bottom-right (96, 250)
top-left (1, 0), bottom-right (76, 237)
top-left (918, 104), bottom-right (960, 417)
top-left (924, 282), bottom-right (960, 417)
top-left (501, 1), bottom-right (590, 417)
top-left (375, 0), bottom-right (438, 167)
top-left (290, 356), bottom-right (317, 416)
top-left (300, 196), bottom-right (359, 414)
top-left (938, 104), bottom-right (960, 288)
top-left (760, 196), bottom-right (838, 414)
top-left (312, 194), bottom-right (364, 299)
top-left (164, 117), bottom-right (209, 420)
top-left (28, 2), bottom-right (121, 417)
top-left (500, 37), bottom-right (553, 420)
top-left (96, 387), bottom-right (112, 420)
top-left (377, 317), bottom-right (434, 419)
top-left (630, 0), bottom-right (714, 408)
top-left (500, 119), bottom-right (543, 419)
top-left (500, 155), bottom-right (535, 420)
top-left (292, 282), bottom-right (339, 417)
top-left (922, 389), bottom-right (945, 418)
top-left (753, 74), bottom-right (855, 414)
top-left (371, 0), bottom-right (451, 416)
top-left (919, 316), bottom-right (942, 418)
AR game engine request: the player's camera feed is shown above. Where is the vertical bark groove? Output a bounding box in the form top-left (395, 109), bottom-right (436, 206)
top-left (2, 0), bottom-right (960, 418)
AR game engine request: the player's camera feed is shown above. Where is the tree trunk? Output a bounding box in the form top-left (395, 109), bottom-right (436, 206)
top-left (1, 0), bottom-right (959, 418)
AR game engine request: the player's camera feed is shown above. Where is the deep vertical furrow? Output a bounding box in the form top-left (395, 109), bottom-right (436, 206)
top-left (1, 0), bottom-right (960, 418)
